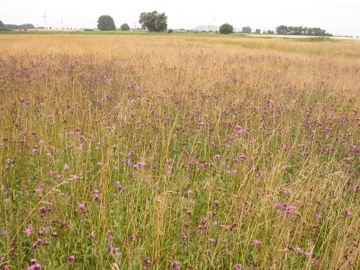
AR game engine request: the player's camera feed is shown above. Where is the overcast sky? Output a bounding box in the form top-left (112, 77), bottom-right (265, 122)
top-left (1, 0), bottom-right (359, 36)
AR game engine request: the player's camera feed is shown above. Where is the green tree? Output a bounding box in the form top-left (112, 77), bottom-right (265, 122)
top-left (276, 25), bottom-right (288, 35)
top-left (121, 23), bottom-right (130, 31)
top-left (0, 20), bottom-right (5, 29)
top-left (276, 25), bottom-right (332, 36)
top-left (139, 11), bottom-right (167, 32)
top-left (97, 15), bottom-right (116, 31)
top-left (219, 23), bottom-right (233, 34)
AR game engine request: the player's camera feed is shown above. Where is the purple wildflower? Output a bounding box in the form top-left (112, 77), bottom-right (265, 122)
top-left (63, 164), bottom-right (70, 170)
top-left (182, 235), bottom-right (188, 242)
top-left (234, 264), bottom-right (242, 270)
top-left (208, 238), bottom-right (216, 243)
top-left (144, 257), bottom-right (151, 266)
top-left (170, 261), bottom-right (180, 269)
top-left (68, 255), bottom-right (75, 261)
top-left (78, 203), bottom-right (85, 212)
top-left (24, 226), bottom-right (33, 235)
top-left (253, 239), bottom-right (262, 245)
top-left (284, 204), bottom-right (296, 213)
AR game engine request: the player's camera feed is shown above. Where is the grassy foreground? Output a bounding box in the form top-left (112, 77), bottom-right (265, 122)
top-left (0, 34), bottom-right (360, 269)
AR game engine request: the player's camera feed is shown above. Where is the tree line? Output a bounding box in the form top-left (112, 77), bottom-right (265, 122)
top-left (0, 20), bottom-right (35, 30)
top-left (1, 16), bottom-right (333, 37)
top-left (276, 25), bottom-right (332, 36)
top-left (98, 13), bottom-right (333, 36)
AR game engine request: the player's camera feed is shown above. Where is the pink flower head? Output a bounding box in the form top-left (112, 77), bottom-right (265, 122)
top-left (78, 203), bottom-right (85, 211)
top-left (182, 235), bottom-right (188, 242)
top-left (144, 257), bottom-right (151, 266)
top-left (23, 226), bottom-right (33, 235)
top-left (170, 261), bottom-right (180, 269)
top-left (63, 164), bottom-right (70, 170)
top-left (68, 255), bottom-right (75, 261)
top-left (283, 188), bottom-right (292, 195)
top-left (234, 264), bottom-right (242, 270)
top-left (284, 204), bottom-right (296, 213)
top-left (253, 239), bottom-right (262, 245)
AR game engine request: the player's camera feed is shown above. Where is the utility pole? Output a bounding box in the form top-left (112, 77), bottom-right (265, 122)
top-left (44, 12), bottom-right (47, 29)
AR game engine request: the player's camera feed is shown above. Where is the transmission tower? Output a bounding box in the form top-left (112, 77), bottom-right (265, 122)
top-left (44, 12), bottom-right (47, 29)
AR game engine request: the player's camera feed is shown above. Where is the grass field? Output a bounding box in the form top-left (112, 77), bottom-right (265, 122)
top-left (0, 32), bottom-right (360, 269)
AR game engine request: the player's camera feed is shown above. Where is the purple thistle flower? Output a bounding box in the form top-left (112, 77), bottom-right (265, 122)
top-left (129, 234), bottom-right (135, 242)
top-left (284, 204), bottom-right (296, 214)
top-left (182, 235), bottom-right (188, 242)
top-left (239, 155), bottom-right (247, 161)
top-left (78, 203), bottom-right (85, 212)
top-left (127, 148), bottom-right (135, 157)
top-left (234, 264), bottom-right (242, 270)
top-left (170, 261), bottom-right (180, 269)
top-left (68, 255), bottom-right (75, 261)
top-left (27, 259), bottom-right (41, 270)
top-left (283, 188), bottom-right (292, 195)
top-left (23, 226), bottom-right (33, 235)
top-left (253, 239), bottom-right (262, 245)
top-left (144, 257), bottom-right (151, 266)
top-left (28, 264), bottom-right (41, 270)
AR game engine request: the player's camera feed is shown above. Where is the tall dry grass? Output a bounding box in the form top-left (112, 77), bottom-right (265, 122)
top-left (0, 33), bottom-right (359, 269)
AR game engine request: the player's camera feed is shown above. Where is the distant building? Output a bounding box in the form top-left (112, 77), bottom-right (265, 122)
top-left (193, 25), bottom-right (219, 32)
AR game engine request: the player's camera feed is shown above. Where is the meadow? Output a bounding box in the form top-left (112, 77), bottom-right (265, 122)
top-left (0, 33), bottom-right (359, 269)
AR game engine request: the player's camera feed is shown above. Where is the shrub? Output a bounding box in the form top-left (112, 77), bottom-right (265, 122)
top-left (219, 23), bottom-right (233, 34)
top-left (121, 23), bottom-right (130, 31)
